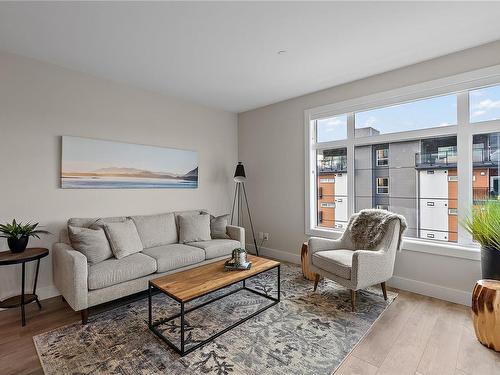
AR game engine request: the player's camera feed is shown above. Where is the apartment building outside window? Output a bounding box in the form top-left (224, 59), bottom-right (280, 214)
top-left (306, 75), bottom-right (500, 251)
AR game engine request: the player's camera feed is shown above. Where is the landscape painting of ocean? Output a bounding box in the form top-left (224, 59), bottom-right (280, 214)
top-left (61, 136), bottom-right (198, 189)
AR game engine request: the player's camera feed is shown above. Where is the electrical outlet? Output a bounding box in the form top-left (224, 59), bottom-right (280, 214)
top-left (258, 232), bottom-right (264, 240)
top-left (263, 233), bottom-right (269, 241)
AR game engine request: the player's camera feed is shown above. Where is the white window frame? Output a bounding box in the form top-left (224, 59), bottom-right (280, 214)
top-left (376, 148), bottom-right (389, 166)
top-left (305, 64), bottom-right (500, 260)
top-left (376, 177), bottom-right (389, 195)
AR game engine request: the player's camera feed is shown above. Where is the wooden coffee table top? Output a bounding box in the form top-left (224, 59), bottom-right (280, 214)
top-left (150, 255), bottom-right (280, 302)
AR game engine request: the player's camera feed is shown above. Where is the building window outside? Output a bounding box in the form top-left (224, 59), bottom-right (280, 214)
top-left (472, 132), bottom-right (500, 202)
top-left (376, 148), bottom-right (389, 166)
top-left (376, 178), bottom-right (389, 194)
top-left (308, 79), bottom-right (500, 248)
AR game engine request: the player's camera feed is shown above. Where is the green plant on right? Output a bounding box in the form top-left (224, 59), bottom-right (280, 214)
top-left (464, 200), bottom-right (500, 249)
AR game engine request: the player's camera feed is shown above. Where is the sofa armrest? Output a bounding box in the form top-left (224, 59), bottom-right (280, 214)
top-left (227, 225), bottom-right (245, 247)
top-left (352, 249), bottom-right (394, 290)
top-left (52, 242), bottom-right (88, 311)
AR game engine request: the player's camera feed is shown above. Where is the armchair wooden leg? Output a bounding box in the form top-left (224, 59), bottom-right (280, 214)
top-left (81, 309), bottom-right (88, 325)
top-left (381, 282), bottom-right (388, 300)
top-left (313, 274), bottom-right (320, 292)
top-left (351, 290), bottom-right (356, 311)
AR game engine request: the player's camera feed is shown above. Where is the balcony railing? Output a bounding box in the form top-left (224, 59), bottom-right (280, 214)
top-left (472, 147), bottom-right (500, 165)
top-left (415, 149), bottom-right (457, 167)
top-left (473, 187), bottom-right (499, 201)
top-left (318, 156), bottom-right (347, 173)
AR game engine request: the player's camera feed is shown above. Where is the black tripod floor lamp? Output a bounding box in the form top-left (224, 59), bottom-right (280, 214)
top-left (231, 162), bottom-right (259, 256)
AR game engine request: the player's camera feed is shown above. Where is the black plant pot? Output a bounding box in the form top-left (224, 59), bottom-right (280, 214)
top-left (7, 236), bottom-right (29, 253)
top-left (481, 246), bottom-right (500, 280)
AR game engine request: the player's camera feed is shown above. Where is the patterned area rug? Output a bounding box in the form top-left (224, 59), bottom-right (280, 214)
top-left (34, 263), bottom-right (396, 375)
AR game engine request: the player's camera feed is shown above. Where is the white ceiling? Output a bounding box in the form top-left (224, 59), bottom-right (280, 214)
top-left (1, 2), bottom-right (500, 113)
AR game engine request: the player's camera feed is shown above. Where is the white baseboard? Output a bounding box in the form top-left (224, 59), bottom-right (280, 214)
top-left (247, 243), bottom-right (471, 307)
top-left (246, 243), bottom-right (301, 264)
top-left (388, 275), bottom-right (472, 307)
top-left (37, 285), bottom-right (60, 301)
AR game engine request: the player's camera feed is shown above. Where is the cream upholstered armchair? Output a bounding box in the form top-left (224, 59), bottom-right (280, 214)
top-left (307, 214), bottom-right (402, 311)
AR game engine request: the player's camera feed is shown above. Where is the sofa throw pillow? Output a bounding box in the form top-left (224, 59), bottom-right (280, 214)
top-left (130, 213), bottom-right (177, 248)
top-left (103, 219), bottom-right (144, 259)
top-left (68, 226), bottom-right (113, 265)
top-left (178, 214), bottom-right (211, 243)
top-left (210, 214), bottom-right (230, 239)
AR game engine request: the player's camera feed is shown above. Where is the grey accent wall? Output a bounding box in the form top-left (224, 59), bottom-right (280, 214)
top-left (238, 41), bottom-right (500, 304)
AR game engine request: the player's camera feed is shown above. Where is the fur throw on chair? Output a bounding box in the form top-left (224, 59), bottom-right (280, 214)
top-left (348, 209), bottom-right (407, 250)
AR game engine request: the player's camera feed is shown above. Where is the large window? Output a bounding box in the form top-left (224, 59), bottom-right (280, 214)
top-left (307, 76), bottom-right (500, 250)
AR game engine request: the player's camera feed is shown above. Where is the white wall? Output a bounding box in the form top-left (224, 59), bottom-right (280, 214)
top-left (238, 41), bottom-right (500, 306)
top-left (0, 51), bottom-right (238, 302)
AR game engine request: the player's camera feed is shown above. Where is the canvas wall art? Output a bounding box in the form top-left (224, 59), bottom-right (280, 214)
top-left (61, 136), bottom-right (198, 189)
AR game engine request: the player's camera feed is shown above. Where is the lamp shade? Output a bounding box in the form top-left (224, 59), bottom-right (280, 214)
top-left (234, 162), bottom-right (247, 182)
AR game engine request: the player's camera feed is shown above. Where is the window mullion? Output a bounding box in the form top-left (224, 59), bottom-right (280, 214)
top-left (347, 113), bottom-right (355, 218)
top-left (457, 91), bottom-right (473, 245)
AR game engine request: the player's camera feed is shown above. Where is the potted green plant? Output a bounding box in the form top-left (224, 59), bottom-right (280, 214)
top-left (0, 219), bottom-right (51, 253)
top-left (464, 201), bottom-right (500, 280)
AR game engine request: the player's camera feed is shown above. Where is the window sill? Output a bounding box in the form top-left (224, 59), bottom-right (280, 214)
top-left (306, 227), bottom-right (480, 261)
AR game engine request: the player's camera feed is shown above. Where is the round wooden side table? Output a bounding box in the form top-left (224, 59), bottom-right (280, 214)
top-left (472, 279), bottom-right (500, 351)
top-left (301, 241), bottom-right (318, 281)
top-left (0, 247), bottom-right (49, 326)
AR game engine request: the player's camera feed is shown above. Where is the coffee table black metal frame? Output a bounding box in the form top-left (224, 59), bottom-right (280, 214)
top-left (148, 264), bottom-right (280, 356)
top-left (0, 248), bottom-right (49, 326)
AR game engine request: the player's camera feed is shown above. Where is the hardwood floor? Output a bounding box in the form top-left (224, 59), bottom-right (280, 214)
top-left (0, 289), bottom-right (499, 375)
top-left (336, 290), bottom-right (500, 375)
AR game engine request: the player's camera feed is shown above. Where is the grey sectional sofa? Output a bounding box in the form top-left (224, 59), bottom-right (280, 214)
top-left (52, 210), bottom-right (244, 323)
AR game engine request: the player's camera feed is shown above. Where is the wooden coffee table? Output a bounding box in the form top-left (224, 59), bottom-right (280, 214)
top-left (148, 255), bottom-right (280, 356)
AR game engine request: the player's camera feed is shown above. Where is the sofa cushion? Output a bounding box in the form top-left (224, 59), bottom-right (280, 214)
top-left (141, 244), bottom-right (205, 273)
top-left (174, 209), bottom-right (207, 232)
top-left (178, 214), bottom-right (211, 243)
top-left (130, 213), bottom-right (177, 248)
top-left (210, 214), bottom-right (230, 239)
top-left (189, 239), bottom-right (241, 259)
top-left (312, 250), bottom-right (354, 280)
top-left (104, 219), bottom-right (143, 259)
top-left (88, 253), bottom-right (157, 290)
top-left (68, 225), bottom-right (113, 265)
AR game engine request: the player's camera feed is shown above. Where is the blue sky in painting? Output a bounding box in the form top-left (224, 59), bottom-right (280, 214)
top-left (470, 84), bottom-right (500, 123)
top-left (62, 136), bottom-right (197, 174)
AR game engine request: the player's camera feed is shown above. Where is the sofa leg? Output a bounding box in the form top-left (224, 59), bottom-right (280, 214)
top-left (81, 309), bottom-right (88, 325)
top-left (313, 274), bottom-right (320, 292)
top-left (381, 282), bottom-right (388, 300)
top-left (61, 296), bottom-right (66, 303)
top-left (351, 290), bottom-right (356, 312)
